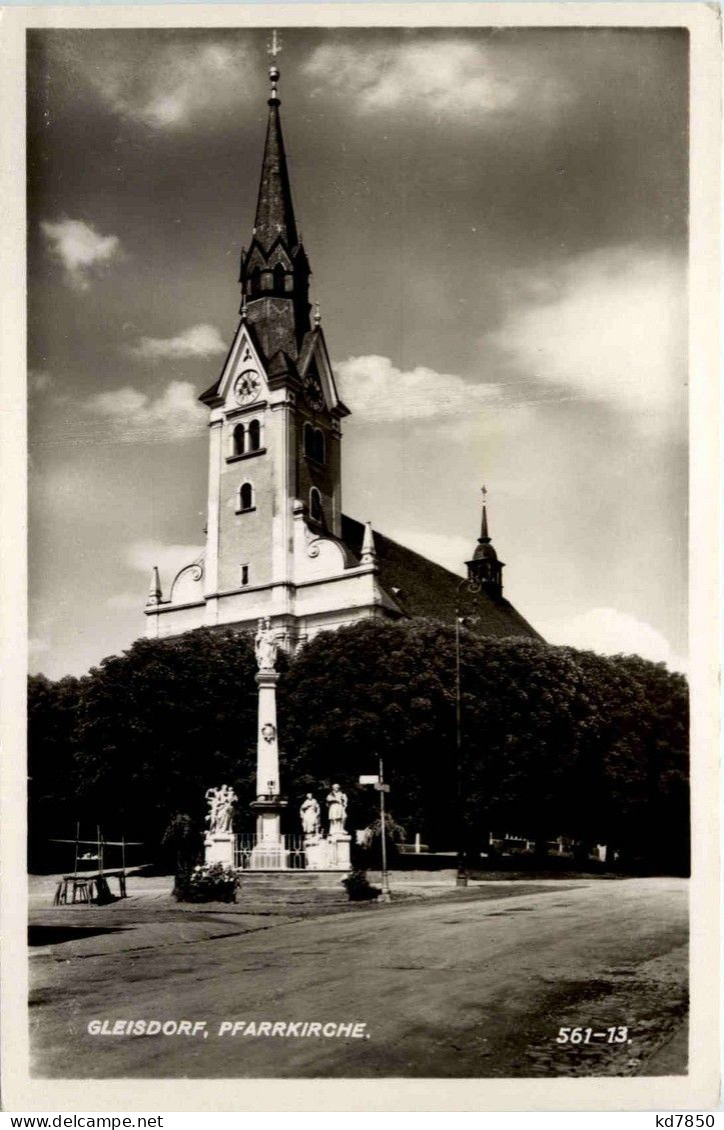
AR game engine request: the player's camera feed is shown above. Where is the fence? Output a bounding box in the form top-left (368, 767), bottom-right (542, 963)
top-left (234, 833), bottom-right (307, 870)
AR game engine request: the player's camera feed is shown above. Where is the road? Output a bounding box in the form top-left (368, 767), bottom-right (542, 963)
top-left (30, 877), bottom-right (688, 1078)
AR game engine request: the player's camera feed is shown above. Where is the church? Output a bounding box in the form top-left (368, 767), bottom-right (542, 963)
top-left (144, 53), bottom-right (539, 652)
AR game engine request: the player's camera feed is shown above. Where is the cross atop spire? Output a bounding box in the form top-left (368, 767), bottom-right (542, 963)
top-left (267, 30), bottom-right (281, 102)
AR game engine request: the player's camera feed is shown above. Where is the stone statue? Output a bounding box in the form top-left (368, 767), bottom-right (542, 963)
top-left (205, 784), bottom-right (237, 835)
top-left (300, 793), bottom-right (321, 838)
top-left (255, 617), bottom-right (278, 671)
top-left (326, 784), bottom-right (348, 838)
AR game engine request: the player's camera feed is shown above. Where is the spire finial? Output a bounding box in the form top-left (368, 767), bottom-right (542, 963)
top-left (267, 30), bottom-right (281, 103)
top-left (361, 520), bottom-right (377, 566)
top-left (241, 293), bottom-right (248, 320)
top-left (146, 565), bottom-right (162, 607)
top-left (314, 301), bottom-right (321, 327)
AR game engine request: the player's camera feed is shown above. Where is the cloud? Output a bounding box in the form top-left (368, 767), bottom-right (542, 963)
top-left (128, 323), bottom-right (227, 361)
top-left (304, 41), bottom-right (571, 121)
top-left (66, 38), bottom-right (250, 129)
top-left (28, 637), bottom-right (51, 656)
top-left (105, 592), bottom-right (142, 611)
top-left (488, 247), bottom-right (687, 434)
top-left (85, 380), bottom-right (206, 443)
top-left (540, 606), bottom-right (686, 673)
top-left (124, 541), bottom-right (204, 593)
top-left (336, 355), bottom-right (500, 422)
top-left (41, 218), bottom-right (121, 291)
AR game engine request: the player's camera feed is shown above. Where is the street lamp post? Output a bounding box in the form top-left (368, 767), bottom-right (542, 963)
top-left (455, 576), bottom-right (482, 889)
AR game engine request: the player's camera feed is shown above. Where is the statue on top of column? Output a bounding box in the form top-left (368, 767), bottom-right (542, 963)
top-left (254, 617), bottom-right (278, 671)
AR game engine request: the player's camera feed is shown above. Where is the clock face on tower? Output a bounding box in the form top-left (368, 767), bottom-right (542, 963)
top-left (303, 369), bottom-right (324, 412)
top-left (233, 369), bottom-right (261, 406)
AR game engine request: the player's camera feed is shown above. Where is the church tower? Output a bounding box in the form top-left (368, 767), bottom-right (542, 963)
top-left (144, 47), bottom-right (540, 649)
top-left (146, 47), bottom-right (387, 649)
top-left (196, 48), bottom-right (348, 609)
top-left (466, 487), bottom-right (504, 599)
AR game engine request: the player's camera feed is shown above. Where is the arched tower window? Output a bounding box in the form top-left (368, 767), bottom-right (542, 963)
top-left (233, 423), bottom-right (245, 456)
top-left (239, 482), bottom-right (254, 512)
top-left (248, 418), bottom-right (261, 452)
top-left (309, 487), bottom-right (323, 523)
top-left (303, 422), bottom-right (314, 459)
top-left (313, 428), bottom-right (325, 464)
top-left (273, 263), bottom-right (286, 294)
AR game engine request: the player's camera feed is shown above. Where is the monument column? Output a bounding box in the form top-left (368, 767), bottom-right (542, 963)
top-left (249, 618), bottom-right (288, 868)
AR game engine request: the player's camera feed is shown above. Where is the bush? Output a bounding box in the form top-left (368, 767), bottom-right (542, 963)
top-left (173, 863), bottom-right (237, 903)
top-left (342, 869), bottom-right (380, 902)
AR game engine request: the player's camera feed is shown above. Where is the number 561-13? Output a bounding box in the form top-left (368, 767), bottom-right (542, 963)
top-left (556, 1027), bottom-right (630, 1044)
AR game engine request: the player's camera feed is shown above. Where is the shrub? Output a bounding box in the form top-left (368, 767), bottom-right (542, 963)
top-left (174, 862), bottom-right (237, 903)
top-left (342, 868), bottom-right (380, 902)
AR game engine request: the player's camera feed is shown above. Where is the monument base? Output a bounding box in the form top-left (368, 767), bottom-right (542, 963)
top-left (248, 795), bottom-right (289, 870)
top-left (249, 842), bottom-right (288, 870)
top-left (204, 832), bottom-right (235, 868)
top-left (304, 833), bottom-right (352, 871)
top-left (329, 833), bottom-right (352, 870)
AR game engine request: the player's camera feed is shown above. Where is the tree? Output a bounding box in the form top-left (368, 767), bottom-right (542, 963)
top-left (27, 619), bottom-right (689, 874)
top-left (282, 620), bottom-right (586, 852)
top-left (28, 673), bottom-right (85, 870)
top-left (282, 620), bottom-right (689, 871)
top-left (69, 629), bottom-right (259, 861)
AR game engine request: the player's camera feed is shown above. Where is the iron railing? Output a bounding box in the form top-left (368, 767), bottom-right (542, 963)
top-left (234, 833), bottom-right (307, 870)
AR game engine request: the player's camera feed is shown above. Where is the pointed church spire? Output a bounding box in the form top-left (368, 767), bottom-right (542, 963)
top-left (466, 485), bottom-right (504, 599)
top-left (252, 39), bottom-right (299, 252)
top-left (239, 38), bottom-right (311, 362)
top-left (479, 484), bottom-right (490, 543)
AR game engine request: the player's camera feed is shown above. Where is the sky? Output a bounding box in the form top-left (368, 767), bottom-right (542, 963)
top-left (27, 26), bottom-right (689, 678)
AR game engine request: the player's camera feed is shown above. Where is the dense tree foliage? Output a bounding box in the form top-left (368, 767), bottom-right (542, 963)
top-left (29, 629), bottom-right (259, 869)
top-left (28, 620), bottom-right (689, 873)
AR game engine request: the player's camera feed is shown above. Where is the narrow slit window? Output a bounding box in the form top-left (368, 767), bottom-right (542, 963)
top-left (241, 564), bottom-right (249, 586)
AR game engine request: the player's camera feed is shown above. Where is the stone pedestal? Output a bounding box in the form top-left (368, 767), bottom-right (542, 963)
top-left (250, 795), bottom-right (288, 869)
top-left (204, 832), bottom-right (235, 868)
top-left (304, 838), bottom-right (329, 871)
top-left (329, 834), bottom-right (352, 871)
top-left (303, 834), bottom-right (351, 872)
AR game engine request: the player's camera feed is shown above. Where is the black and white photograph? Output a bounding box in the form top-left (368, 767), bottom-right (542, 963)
top-left (1, 3), bottom-right (719, 1113)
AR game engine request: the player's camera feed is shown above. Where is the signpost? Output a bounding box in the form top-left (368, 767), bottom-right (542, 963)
top-left (359, 762), bottom-right (391, 902)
